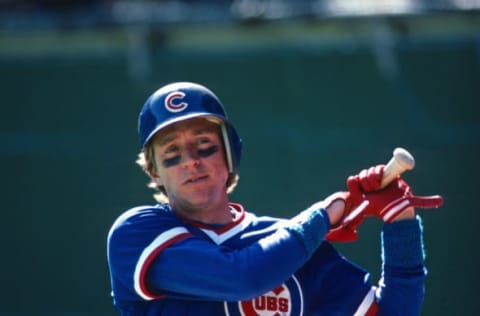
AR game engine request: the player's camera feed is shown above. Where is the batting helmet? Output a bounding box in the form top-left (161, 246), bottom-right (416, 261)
top-left (138, 82), bottom-right (242, 174)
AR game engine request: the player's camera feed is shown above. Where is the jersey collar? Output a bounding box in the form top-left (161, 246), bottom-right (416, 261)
top-left (188, 202), bottom-right (252, 244)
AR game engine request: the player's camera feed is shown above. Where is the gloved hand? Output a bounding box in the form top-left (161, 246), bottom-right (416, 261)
top-left (326, 165), bottom-right (385, 229)
top-left (326, 167), bottom-right (444, 242)
top-left (353, 164), bottom-right (385, 193)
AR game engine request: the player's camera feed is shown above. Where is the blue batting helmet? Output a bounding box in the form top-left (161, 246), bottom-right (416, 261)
top-left (138, 82), bottom-right (242, 174)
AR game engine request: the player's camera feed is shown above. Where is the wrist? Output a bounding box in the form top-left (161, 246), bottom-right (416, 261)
top-left (326, 199), bottom-right (346, 227)
top-left (287, 207), bottom-right (330, 256)
top-left (392, 206), bottom-right (416, 222)
top-left (382, 215), bottom-right (425, 267)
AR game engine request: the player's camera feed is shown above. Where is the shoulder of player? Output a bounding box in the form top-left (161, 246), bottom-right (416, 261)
top-left (242, 211), bottom-right (289, 234)
top-left (228, 202), bottom-right (283, 228)
top-left (248, 213), bottom-right (287, 227)
top-left (108, 204), bottom-right (178, 236)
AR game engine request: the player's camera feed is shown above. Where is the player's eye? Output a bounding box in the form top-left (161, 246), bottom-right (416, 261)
top-left (161, 145), bottom-right (181, 168)
top-left (198, 145), bottom-right (218, 158)
top-left (164, 145), bottom-right (178, 154)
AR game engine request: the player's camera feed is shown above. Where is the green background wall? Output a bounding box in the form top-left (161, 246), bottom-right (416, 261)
top-left (0, 16), bottom-right (478, 315)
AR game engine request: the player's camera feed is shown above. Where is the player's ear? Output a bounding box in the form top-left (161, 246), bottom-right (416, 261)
top-left (148, 168), bottom-right (163, 186)
top-left (152, 175), bottom-right (163, 186)
top-left (146, 155), bottom-right (163, 186)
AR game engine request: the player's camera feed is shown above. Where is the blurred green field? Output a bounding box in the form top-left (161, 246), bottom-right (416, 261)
top-left (0, 12), bottom-right (478, 54)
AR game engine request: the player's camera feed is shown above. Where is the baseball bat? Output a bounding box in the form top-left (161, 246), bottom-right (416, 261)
top-left (379, 147), bottom-right (415, 189)
top-left (342, 147), bottom-right (415, 224)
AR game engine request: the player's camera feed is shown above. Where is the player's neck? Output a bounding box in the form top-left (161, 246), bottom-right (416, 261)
top-left (171, 199), bottom-right (233, 226)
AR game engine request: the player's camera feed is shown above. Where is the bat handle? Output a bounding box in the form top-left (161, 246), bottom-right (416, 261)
top-left (379, 147), bottom-right (415, 189)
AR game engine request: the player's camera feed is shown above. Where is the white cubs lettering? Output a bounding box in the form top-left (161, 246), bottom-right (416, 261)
top-left (164, 91), bottom-right (188, 112)
top-left (241, 285), bottom-right (289, 315)
top-left (224, 276), bottom-right (303, 316)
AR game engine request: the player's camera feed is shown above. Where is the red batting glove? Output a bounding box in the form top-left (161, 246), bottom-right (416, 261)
top-left (355, 164), bottom-right (385, 193)
top-left (325, 165), bottom-right (385, 242)
top-left (326, 176), bottom-right (444, 243)
top-left (341, 165), bottom-right (386, 218)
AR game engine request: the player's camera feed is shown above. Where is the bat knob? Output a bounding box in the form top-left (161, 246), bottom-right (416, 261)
top-left (393, 147), bottom-right (415, 171)
top-left (380, 147), bottom-right (415, 189)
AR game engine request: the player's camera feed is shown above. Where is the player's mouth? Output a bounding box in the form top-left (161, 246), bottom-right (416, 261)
top-left (183, 175), bottom-right (209, 185)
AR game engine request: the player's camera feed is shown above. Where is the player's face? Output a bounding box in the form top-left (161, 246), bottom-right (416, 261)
top-left (149, 118), bottom-right (230, 218)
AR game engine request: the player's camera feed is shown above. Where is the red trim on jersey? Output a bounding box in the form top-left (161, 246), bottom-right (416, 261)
top-left (365, 300), bottom-right (379, 315)
top-left (138, 232), bottom-right (191, 300)
top-left (186, 202), bottom-right (246, 234)
top-left (354, 287), bottom-right (378, 316)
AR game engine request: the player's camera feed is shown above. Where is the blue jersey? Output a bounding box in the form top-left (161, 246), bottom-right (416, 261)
top-left (107, 202), bottom-right (426, 315)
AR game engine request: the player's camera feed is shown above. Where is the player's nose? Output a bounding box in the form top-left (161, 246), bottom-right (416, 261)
top-left (181, 147), bottom-right (201, 168)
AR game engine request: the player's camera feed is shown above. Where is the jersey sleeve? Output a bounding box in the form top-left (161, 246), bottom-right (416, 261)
top-left (300, 242), bottom-right (375, 315)
top-left (375, 215), bottom-right (427, 315)
top-left (147, 207), bottom-right (331, 302)
top-left (108, 204), bottom-right (331, 303)
top-left (107, 206), bottom-right (192, 302)
top-left (305, 216), bottom-right (426, 315)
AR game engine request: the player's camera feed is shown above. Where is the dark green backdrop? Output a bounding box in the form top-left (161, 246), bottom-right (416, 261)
top-left (1, 17), bottom-right (478, 315)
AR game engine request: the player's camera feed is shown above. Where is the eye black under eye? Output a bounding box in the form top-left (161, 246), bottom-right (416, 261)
top-left (161, 146), bottom-right (219, 168)
top-left (198, 145), bottom-right (218, 158)
top-left (162, 156), bottom-right (181, 168)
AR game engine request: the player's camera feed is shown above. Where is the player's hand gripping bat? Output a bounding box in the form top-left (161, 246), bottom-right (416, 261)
top-left (326, 148), bottom-right (444, 242)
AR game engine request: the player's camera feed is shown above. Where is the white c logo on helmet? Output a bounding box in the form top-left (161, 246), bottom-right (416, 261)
top-left (165, 91), bottom-right (188, 113)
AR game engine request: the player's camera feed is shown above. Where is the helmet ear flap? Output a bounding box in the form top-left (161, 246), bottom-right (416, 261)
top-left (220, 123), bottom-right (234, 174)
top-left (220, 121), bottom-right (242, 175)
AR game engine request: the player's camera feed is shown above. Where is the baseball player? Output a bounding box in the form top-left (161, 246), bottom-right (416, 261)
top-left (107, 82), bottom-right (443, 315)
